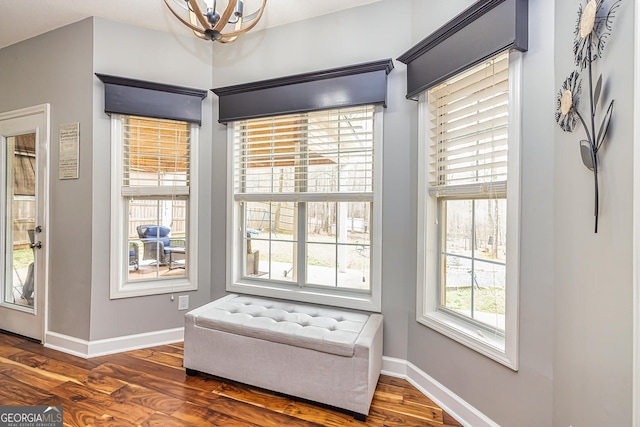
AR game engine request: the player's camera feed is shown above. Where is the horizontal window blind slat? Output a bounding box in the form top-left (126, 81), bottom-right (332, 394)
top-left (430, 137), bottom-right (508, 159)
top-left (122, 186), bottom-right (190, 197)
top-left (433, 81), bottom-right (509, 116)
top-left (430, 162), bottom-right (508, 185)
top-left (239, 108), bottom-right (375, 127)
top-left (433, 71), bottom-right (509, 112)
top-left (238, 143), bottom-right (373, 154)
top-left (432, 101), bottom-right (508, 129)
top-left (428, 181), bottom-right (507, 198)
top-left (433, 117), bottom-right (508, 142)
top-left (234, 192), bottom-right (373, 203)
top-left (432, 160), bottom-right (507, 176)
top-left (431, 148), bottom-right (508, 169)
top-left (432, 131), bottom-right (508, 153)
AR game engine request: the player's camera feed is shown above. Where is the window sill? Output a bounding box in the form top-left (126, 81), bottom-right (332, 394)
top-left (418, 310), bottom-right (517, 370)
top-left (111, 278), bottom-right (196, 299)
top-left (227, 280), bottom-right (381, 313)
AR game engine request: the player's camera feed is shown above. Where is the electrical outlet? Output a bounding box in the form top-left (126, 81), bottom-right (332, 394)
top-left (178, 295), bottom-right (189, 310)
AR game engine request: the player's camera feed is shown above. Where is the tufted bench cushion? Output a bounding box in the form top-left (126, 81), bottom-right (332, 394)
top-left (184, 293), bottom-right (383, 419)
top-left (193, 294), bottom-right (370, 357)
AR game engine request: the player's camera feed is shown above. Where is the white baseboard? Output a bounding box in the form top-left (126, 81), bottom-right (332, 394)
top-left (382, 356), bottom-right (499, 427)
top-left (44, 328), bottom-right (184, 359)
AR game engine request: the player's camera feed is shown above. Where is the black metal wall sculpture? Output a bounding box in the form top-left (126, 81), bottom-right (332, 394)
top-left (555, 0), bottom-right (620, 233)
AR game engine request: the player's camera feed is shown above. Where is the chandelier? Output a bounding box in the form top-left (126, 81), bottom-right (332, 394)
top-left (164, 0), bottom-right (267, 43)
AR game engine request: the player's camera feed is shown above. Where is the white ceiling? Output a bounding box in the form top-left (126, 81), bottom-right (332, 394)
top-left (0, 0), bottom-right (381, 50)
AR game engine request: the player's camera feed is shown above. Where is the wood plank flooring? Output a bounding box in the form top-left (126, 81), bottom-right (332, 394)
top-left (0, 332), bottom-right (463, 426)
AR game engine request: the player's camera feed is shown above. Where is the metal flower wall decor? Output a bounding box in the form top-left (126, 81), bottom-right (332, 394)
top-left (555, 0), bottom-right (620, 233)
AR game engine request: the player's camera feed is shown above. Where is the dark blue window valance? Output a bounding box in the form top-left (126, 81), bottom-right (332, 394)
top-left (397, 0), bottom-right (528, 100)
top-left (212, 59), bottom-right (394, 124)
top-left (96, 74), bottom-right (208, 125)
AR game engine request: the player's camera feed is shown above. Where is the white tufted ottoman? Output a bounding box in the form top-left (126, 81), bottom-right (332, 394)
top-left (183, 294), bottom-right (383, 419)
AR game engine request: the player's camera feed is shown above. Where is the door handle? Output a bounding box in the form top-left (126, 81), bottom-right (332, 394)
top-left (30, 241), bottom-right (42, 249)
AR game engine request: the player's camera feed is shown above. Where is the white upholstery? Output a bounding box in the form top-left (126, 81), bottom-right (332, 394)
top-left (194, 294), bottom-right (370, 357)
top-left (184, 294), bottom-right (383, 417)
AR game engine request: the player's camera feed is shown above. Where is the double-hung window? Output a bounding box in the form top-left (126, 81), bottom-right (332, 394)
top-left (228, 105), bottom-right (382, 311)
top-left (110, 115), bottom-right (198, 298)
top-left (417, 50), bottom-right (521, 369)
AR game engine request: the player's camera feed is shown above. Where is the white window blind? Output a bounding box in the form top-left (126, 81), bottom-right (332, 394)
top-left (234, 106), bottom-right (375, 202)
top-left (122, 116), bottom-right (191, 197)
top-left (428, 51), bottom-right (509, 198)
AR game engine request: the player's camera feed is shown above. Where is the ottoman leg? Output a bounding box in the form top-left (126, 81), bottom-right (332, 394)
top-left (353, 412), bottom-right (367, 422)
top-left (185, 368), bottom-right (199, 376)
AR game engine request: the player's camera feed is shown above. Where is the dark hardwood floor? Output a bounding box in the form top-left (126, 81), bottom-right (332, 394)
top-left (0, 332), bottom-right (463, 426)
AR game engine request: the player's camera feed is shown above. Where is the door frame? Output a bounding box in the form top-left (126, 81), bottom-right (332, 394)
top-left (0, 104), bottom-right (50, 342)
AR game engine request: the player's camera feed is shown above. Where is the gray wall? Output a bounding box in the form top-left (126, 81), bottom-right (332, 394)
top-left (0, 18), bottom-right (214, 341)
top-left (211, 0), bottom-right (633, 425)
top-left (0, 19), bottom-right (95, 340)
top-left (552, 0), bottom-right (634, 425)
top-left (210, 0), bottom-right (419, 360)
top-left (0, 0), bottom-right (635, 425)
top-left (406, 0), bottom-right (556, 425)
top-left (89, 18), bottom-right (214, 340)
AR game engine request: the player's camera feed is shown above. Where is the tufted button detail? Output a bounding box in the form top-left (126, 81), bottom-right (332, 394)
top-left (197, 295), bottom-right (373, 358)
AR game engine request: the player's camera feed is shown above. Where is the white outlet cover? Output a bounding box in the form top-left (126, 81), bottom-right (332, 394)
top-left (178, 295), bottom-right (189, 310)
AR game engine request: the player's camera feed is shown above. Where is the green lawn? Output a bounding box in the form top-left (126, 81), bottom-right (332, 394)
top-left (445, 286), bottom-right (505, 315)
top-left (12, 249), bottom-right (34, 269)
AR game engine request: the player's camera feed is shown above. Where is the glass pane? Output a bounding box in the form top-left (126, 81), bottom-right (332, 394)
top-left (307, 243), bottom-right (336, 287)
top-left (270, 240), bottom-right (295, 282)
top-left (244, 234), bottom-right (267, 277)
top-left (346, 202), bottom-right (371, 245)
top-left (443, 254), bottom-right (473, 316)
top-left (473, 199), bottom-right (507, 263)
top-left (127, 197), bottom-right (187, 282)
top-left (243, 202), bottom-right (297, 280)
top-left (4, 134), bottom-right (36, 308)
top-left (245, 202), bottom-right (294, 241)
top-left (306, 202), bottom-right (371, 290)
top-left (472, 259), bottom-right (506, 330)
top-left (443, 199), bottom-right (473, 258)
top-left (307, 202), bottom-right (337, 243)
top-left (336, 243), bottom-right (370, 290)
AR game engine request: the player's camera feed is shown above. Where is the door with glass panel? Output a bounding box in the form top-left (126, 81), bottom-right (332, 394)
top-left (0, 105), bottom-right (49, 342)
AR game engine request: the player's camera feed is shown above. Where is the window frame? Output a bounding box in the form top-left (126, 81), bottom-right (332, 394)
top-left (226, 106), bottom-right (383, 312)
top-left (109, 114), bottom-right (199, 299)
top-left (416, 52), bottom-right (522, 370)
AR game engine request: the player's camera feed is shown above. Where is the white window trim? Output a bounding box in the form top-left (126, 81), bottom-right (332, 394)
top-left (226, 106), bottom-right (383, 312)
top-left (416, 52), bottom-right (522, 370)
top-left (109, 114), bottom-right (198, 299)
